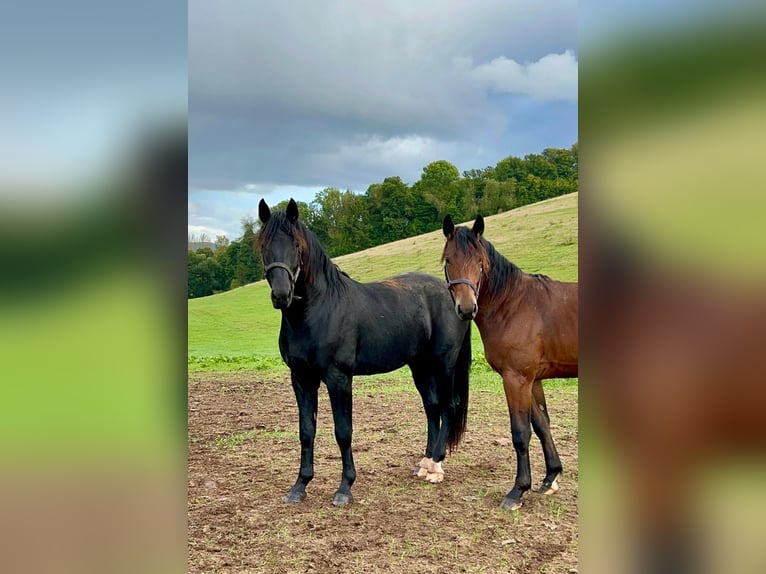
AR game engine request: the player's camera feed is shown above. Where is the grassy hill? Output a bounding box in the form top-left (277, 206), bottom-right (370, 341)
top-left (188, 192), bottom-right (578, 372)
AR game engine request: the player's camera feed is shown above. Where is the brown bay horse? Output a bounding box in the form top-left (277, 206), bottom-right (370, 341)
top-left (441, 214), bottom-right (578, 510)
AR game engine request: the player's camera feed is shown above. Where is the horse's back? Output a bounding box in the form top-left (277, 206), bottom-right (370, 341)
top-left (349, 272), bottom-right (465, 374)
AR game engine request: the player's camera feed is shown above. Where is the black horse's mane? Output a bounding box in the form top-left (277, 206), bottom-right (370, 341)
top-left (256, 211), bottom-right (348, 295)
top-left (451, 226), bottom-right (550, 300)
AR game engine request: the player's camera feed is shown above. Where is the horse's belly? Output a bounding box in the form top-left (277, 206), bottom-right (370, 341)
top-left (353, 322), bottom-right (425, 375)
top-left (354, 345), bottom-right (411, 376)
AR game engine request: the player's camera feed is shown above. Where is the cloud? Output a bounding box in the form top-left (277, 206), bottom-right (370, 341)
top-left (468, 50), bottom-right (578, 101)
top-left (306, 136), bottom-right (459, 186)
top-left (188, 224), bottom-right (229, 241)
top-left (190, 1), bottom-right (577, 129)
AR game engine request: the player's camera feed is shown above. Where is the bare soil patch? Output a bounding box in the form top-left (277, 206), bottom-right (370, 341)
top-left (189, 372), bottom-right (578, 573)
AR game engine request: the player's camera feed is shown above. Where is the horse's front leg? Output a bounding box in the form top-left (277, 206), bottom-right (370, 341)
top-left (500, 371), bottom-right (534, 511)
top-left (325, 365), bottom-right (356, 506)
top-left (285, 368), bottom-right (320, 503)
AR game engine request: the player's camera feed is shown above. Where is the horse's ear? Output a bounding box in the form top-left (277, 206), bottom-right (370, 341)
top-left (472, 215), bottom-right (484, 238)
top-left (258, 199), bottom-right (271, 223)
top-left (443, 214), bottom-right (455, 238)
top-left (286, 198), bottom-right (299, 223)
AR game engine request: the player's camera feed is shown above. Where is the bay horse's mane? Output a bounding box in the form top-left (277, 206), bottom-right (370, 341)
top-left (255, 211), bottom-right (348, 295)
top-left (447, 226), bottom-right (550, 300)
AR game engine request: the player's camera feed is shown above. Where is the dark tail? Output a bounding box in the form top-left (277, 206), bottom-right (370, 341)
top-left (446, 325), bottom-right (471, 452)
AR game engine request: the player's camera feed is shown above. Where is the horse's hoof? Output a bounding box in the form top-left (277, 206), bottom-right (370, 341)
top-left (500, 497), bottom-right (522, 511)
top-left (284, 490), bottom-right (307, 504)
top-left (332, 492), bottom-right (353, 507)
top-left (426, 472), bottom-right (444, 484)
top-left (414, 457), bottom-right (432, 478)
top-left (539, 479), bottom-right (559, 495)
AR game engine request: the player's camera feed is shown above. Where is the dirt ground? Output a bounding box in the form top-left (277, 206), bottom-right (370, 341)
top-left (188, 372), bottom-right (578, 573)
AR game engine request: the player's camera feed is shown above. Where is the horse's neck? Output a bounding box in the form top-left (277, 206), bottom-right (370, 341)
top-left (298, 250), bottom-right (343, 301)
top-left (475, 268), bottom-right (523, 329)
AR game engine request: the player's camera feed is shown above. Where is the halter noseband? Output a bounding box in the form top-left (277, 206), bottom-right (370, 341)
top-left (264, 251), bottom-right (303, 300)
top-left (444, 264), bottom-right (482, 299)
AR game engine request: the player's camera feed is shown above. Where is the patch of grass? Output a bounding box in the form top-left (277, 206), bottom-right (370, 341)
top-left (188, 353), bottom-right (285, 372)
top-left (398, 540), bottom-right (418, 560)
top-left (215, 427), bottom-right (295, 448)
top-left (274, 526), bottom-right (291, 541)
top-left (471, 370), bottom-right (579, 395)
top-left (549, 499), bottom-right (565, 522)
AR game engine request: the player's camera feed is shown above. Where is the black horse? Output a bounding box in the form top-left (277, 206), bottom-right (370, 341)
top-left (256, 199), bottom-right (471, 506)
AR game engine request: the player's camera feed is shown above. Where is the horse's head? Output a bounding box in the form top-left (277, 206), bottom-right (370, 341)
top-left (256, 198), bottom-right (304, 310)
top-left (442, 214), bottom-right (488, 321)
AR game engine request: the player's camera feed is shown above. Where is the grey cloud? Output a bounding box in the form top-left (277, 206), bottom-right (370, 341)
top-left (189, 0), bottom-right (577, 192)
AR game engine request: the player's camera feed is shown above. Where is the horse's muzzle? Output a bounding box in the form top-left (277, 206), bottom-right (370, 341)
top-left (456, 302), bottom-right (477, 321)
top-left (271, 290), bottom-right (293, 309)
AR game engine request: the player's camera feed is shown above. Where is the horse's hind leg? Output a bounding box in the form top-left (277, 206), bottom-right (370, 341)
top-left (410, 362), bottom-right (441, 480)
top-left (285, 369), bottom-right (320, 503)
top-left (531, 380), bottom-right (562, 495)
top-left (325, 365), bottom-right (356, 506)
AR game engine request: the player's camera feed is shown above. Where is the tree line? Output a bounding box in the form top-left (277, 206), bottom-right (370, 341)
top-left (188, 143), bottom-right (577, 298)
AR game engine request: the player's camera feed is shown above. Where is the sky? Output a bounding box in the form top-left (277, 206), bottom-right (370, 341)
top-left (188, 0), bottom-right (578, 241)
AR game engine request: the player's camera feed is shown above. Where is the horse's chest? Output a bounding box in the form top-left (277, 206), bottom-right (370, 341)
top-left (279, 320), bottom-right (345, 369)
top-left (482, 332), bottom-right (539, 379)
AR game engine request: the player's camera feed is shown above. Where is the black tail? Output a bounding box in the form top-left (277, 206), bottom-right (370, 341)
top-left (446, 325), bottom-right (471, 452)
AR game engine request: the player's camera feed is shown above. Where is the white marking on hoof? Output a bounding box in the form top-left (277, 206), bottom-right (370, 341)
top-left (412, 458), bottom-right (430, 478)
top-left (542, 479), bottom-right (559, 495)
top-left (415, 457), bottom-right (433, 478)
top-left (507, 500), bottom-right (522, 511)
top-left (426, 461), bottom-right (444, 483)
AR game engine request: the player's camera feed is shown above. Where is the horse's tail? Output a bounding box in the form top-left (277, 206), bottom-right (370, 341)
top-left (447, 325), bottom-right (471, 452)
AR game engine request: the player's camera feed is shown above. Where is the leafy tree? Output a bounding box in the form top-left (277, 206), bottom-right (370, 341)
top-left (188, 249), bottom-right (222, 298)
top-left (477, 179), bottom-right (517, 215)
top-left (231, 217), bottom-right (263, 287)
top-left (366, 177), bottom-right (418, 243)
top-left (310, 188), bottom-right (369, 256)
top-left (523, 153), bottom-right (557, 180)
top-left (414, 160), bottom-right (465, 222)
top-left (214, 235), bottom-right (229, 252)
top-left (541, 147), bottom-right (577, 180)
top-left (494, 155), bottom-right (528, 183)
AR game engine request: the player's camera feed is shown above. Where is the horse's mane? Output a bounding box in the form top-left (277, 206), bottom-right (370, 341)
top-left (481, 237), bottom-right (550, 298)
top-left (447, 226), bottom-right (549, 300)
top-left (255, 211), bottom-right (347, 295)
